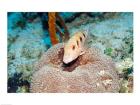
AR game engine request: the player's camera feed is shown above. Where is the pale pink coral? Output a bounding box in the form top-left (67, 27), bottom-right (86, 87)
top-left (30, 43), bottom-right (120, 93)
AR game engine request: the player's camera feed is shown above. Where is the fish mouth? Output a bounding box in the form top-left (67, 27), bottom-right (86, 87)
top-left (63, 56), bottom-right (79, 65)
top-left (63, 58), bottom-right (72, 64)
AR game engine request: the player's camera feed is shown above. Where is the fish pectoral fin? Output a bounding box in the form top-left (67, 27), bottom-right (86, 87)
top-left (80, 50), bottom-right (85, 55)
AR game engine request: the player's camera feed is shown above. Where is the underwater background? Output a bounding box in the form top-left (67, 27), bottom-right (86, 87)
top-left (8, 12), bottom-right (133, 93)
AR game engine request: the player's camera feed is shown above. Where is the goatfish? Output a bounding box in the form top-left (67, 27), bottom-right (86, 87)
top-left (63, 31), bottom-right (89, 64)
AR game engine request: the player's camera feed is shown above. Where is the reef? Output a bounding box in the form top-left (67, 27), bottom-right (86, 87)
top-left (30, 43), bottom-right (120, 93)
top-left (8, 12), bottom-right (133, 93)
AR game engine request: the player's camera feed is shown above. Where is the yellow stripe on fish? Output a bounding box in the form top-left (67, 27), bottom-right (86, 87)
top-left (63, 31), bottom-right (88, 64)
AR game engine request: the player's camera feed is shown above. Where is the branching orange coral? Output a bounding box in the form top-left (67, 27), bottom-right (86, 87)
top-left (48, 12), bottom-right (70, 45)
top-left (48, 12), bottom-right (59, 45)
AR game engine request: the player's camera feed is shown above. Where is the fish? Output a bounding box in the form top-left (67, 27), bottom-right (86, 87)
top-left (63, 31), bottom-right (89, 64)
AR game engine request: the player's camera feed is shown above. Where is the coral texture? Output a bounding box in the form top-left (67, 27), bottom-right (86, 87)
top-left (30, 43), bottom-right (120, 93)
